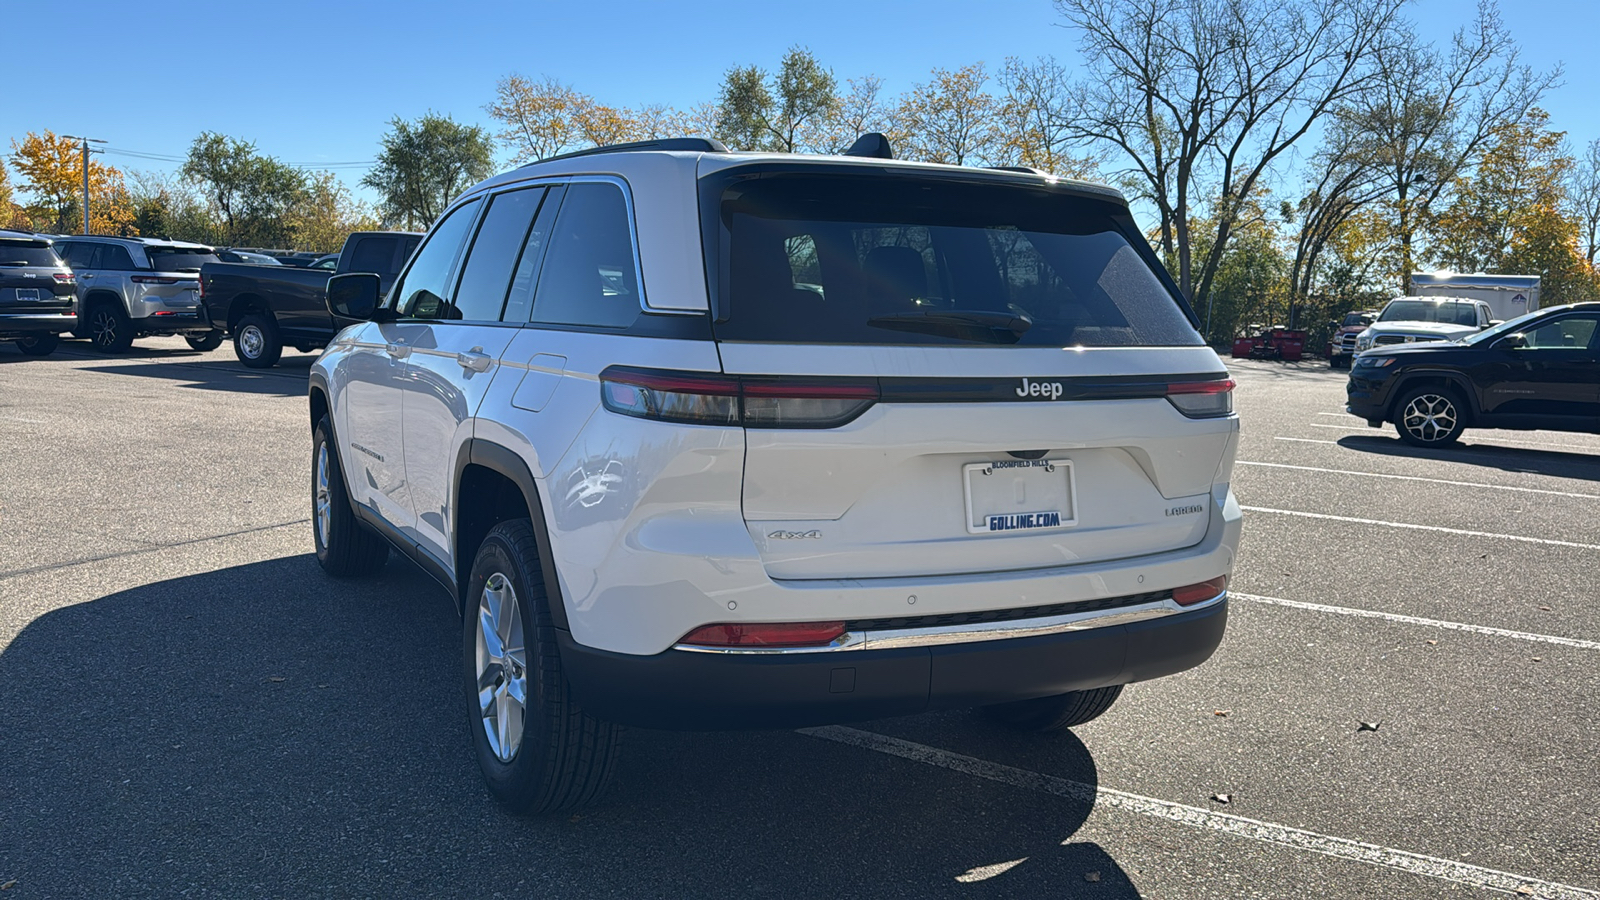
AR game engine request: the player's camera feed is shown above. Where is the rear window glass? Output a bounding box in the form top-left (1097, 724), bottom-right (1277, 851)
top-left (346, 236), bottom-right (397, 275)
top-left (1380, 300), bottom-right (1479, 325)
top-left (705, 173), bottom-right (1201, 347)
top-left (0, 240), bottom-right (63, 267)
top-left (147, 246), bottom-right (218, 272)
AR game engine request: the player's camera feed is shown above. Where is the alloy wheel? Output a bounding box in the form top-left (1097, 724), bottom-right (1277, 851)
top-left (475, 573), bottom-right (527, 763)
top-left (314, 444), bottom-right (332, 550)
top-left (1401, 393), bottom-right (1457, 443)
top-left (91, 310), bottom-right (118, 348)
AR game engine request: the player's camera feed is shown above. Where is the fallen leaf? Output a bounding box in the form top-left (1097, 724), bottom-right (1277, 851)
top-left (1084, 871), bottom-right (1102, 883)
top-left (1, 881), bottom-right (15, 890)
top-left (1538, 605), bottom-right (1552, 611)
top-left (1425, 640), bottom-right (1438, 645)
top-left (267, 677), bottom-right (286, 683)
top-left (1515, 887), bottom-right (1536, 896)
top-left (1358, 722), bottom-right (1381, 732)
top-left (1532, 657), bottom-right (1543, 663)
top-left (1213, 709), bottom-right (1231, 717)
top-left (1210, 793), bottom-right (1231, 804)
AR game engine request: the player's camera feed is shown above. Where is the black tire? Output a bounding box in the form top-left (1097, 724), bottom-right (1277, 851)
top-left (464, 520), bottom-right (621, 814)
top-left (983, 685), bottom-right (1124, 733)
top-left (1393, 385), bottom-right (1467, 448)
top-left (311, 417), bottom-right (388, 576)
top-left (234, 313), bottom-right (282, 368)
top-left (86, 302), bottom-right (134, 353)
top-left (16, 334), bottom-right (59, 357)
top-left (185, 331), bottom-right (224, 352)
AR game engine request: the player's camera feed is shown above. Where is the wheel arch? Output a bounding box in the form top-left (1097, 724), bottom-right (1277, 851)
top-left (453, 439), bottom-right (568, 629)
top-left (1388, 369), bottom-right (1479, 424)
top-left (82, 289), bottom-right (124, 312)
top-left (227, 293), bottom-right (271, 332)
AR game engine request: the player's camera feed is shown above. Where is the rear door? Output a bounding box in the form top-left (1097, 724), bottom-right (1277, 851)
top-left (704, 170), bottom-right (1236, 581)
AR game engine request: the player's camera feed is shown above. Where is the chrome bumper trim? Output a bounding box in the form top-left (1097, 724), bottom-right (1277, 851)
top-left (672, 591), bottom-right (1227, 655)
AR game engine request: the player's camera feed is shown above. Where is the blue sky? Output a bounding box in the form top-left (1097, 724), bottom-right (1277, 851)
top-left (6, 0), bottom-right (1597, 207)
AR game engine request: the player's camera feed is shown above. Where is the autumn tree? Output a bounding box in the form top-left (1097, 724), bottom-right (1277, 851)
top-left (1054, 0), bottom-right (1407, 314)
top-left (288, 171), bottom-right (382, 253)
top-left (811, 75), bottom-right (891, 154)
top-left (1431, 109), bottom-right (1596, 303)
top-left (182, 133), bottom-right (308, 246)
top-left (891, 63), bottom-right (1000, 166)
top-left (9, 130), bottom-right (136, 234)
top-left (994, 57), bottom-right (1098, 178)
top-left (0, 160), bottom-right (23, 230)
top-left (1569, 138), bottom-right (1600, 264)
top-left (485, 75), bottom-right (595, 163)
top-left (363, 113), bottom-right (494, 230)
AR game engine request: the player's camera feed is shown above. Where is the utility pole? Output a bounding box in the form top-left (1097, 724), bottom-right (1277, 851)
top-left (61, 135), bottom-right (106, 234)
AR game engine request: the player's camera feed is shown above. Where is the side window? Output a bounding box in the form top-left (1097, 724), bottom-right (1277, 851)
top-left (99, 244), bottom-right (137, 270)
top-left (529, 182), bottom-right (641, 329)
top-left (451, 187), bottom-right (547, 322)
top-left (1521, 315), bottom-right (1599, 350)
top-left (63, 242), bottom-right (100, 269)
top-left (501, 185), bottom-right (563, 323)
top-left (346, 237), bottom-right (395, 275)
top-left (394, 199), bottom-right (482, 320)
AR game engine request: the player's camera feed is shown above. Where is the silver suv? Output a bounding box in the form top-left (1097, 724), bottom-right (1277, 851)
top-left (51, 236), bottom-right (224, 352)
top-left (310, 137), bottom-right (1242, 812)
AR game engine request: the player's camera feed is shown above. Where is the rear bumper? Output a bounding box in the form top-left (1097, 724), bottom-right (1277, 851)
top-left (0, 312), bottom-right (77, 337)
top-left (134, 311), bottom-right (217, 336)
top-left (559, 597), bottom-right (1227, 730)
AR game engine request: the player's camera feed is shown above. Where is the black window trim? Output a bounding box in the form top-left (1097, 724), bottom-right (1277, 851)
top-left (444, 183), bottom-right (554, 327)
top-left (389, 196), bottom-right (488, 322)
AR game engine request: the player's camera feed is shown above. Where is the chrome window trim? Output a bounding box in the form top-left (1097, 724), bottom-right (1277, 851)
top-left (672, 591), bottom-right (1226, 655)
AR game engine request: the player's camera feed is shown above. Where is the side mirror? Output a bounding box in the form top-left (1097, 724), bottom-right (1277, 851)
top-left (1496, 333), bottom-right (1527, 350)
top-left (327, 272), bottom-right (388, 321)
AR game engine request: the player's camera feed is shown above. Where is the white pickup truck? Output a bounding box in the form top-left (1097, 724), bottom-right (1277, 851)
top-left (1353, 296), bottom-right (1496, 354)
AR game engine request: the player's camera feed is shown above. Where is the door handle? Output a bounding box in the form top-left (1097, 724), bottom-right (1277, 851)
top-left (456, 348), bottom-right (493, 373)
top-left (385, 340), bottom-right (411, 359)
top-left (81, 273), bottom-right (94, 279)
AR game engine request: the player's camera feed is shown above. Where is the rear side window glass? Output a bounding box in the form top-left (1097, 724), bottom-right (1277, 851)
top-left (61, 242), bottom-right (99, 269)
top-left (452, 187), bottom-right (547, 322)
top-left (147, 247), bottom-right (219, 272)
top-left (98, 244), bottom-right (137, 270)
top-left (346, 237), bottom-right (396, 275)
top-left (502, 185), bottom-right (564, 323)
top-left (705, 174), bottom-right (1202, 347)
top-left (396, 199), bottom-right (481, 319)
top-left (1522, 315), bottom-right (1599, 350)
top-left (530, 182), bottom-right (641, 329)
top-left (0, 240), bottom-right (63, 267)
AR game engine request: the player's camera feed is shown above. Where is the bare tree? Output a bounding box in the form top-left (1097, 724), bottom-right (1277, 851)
top-left (813, 75), bottom-right (890, 153)
top-left (995, 57), bottom-right (1100, 177)
top-left (892, 63), bottom-right (1000, 166)
top-left (1569, 138), bottom-right (1600, 263)
top-left (1286, 113), bottom-right (1392, 307)
top-left (1054, 0), bottom-right (1408, 314)
top-left (1350, 1), bottom-right (1558, 285)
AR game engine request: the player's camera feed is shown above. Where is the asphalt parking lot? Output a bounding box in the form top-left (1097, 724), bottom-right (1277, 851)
top-left (2, 339), bottom-right (1597, 899)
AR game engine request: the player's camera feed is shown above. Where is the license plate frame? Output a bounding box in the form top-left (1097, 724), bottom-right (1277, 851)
top-left (963, 458), bottom-right (1077, 535)
top-left (14, 288), bottom-right (40, 302)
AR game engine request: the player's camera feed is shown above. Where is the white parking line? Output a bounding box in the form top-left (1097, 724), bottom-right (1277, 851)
top-left (1308, 422), bottom-right (1600, 451)
top-left (1236, 460), bottom-right (1600, 499)
top-left (1233, 592), bottom-right (1600, 650)
top-left (1239, 506), bottom-right (1600, 551)
top-left (800, 725), bottom-right (1598, 899)
top-left (1276, 436), bottom-right (1340, 445)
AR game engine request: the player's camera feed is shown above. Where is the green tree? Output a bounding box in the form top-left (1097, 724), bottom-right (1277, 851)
top-left (715, 48), bottom-right (839, 152)
top-left (715, 65), bottom-right (774, 151)
top-left (363, 113), bottom-right (494, 230)
top-left (128, 170), bottom-right (219, 243)
top-left (182, 133), bottom-right (307, 246)
top-left (287, 171), bottom-right (381, 253)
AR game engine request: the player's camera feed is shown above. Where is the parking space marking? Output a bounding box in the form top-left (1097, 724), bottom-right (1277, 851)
top-left (1234, 592), bottom-right (1600, 650)
top-left (1236, 460), bottom-right (1600, 499)
top-left (1240, 506), bottom-right (1600, 551)
top-left (1275, 436), bottom-right (1341, 445)
top-left (800, 725), bottom-right (1599, 899)
top-left (1307, 422), bottom-right (1600, 451)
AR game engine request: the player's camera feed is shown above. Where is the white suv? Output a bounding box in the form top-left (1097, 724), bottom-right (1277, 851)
top-left (309, 137), bottom-right (1243, 812)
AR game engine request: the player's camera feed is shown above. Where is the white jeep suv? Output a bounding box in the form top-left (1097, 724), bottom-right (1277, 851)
top-left (309, 137), bottom-right (1243, 813)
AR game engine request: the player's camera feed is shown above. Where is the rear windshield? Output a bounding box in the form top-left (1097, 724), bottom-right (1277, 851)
top-left (1380, 300), bottom-right (1478, 325)
top-left (704, 172), bottom-right (1202, 347)
top-left (0, 239), bottom-right (63, 267)
top-left (147, 246), bottom-right (219, 272)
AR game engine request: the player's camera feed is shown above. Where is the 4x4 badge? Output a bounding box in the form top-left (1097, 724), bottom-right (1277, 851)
top-left (768, 530), bottom-right (822, 540)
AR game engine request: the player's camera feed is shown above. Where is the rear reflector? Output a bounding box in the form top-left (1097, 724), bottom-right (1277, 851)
top-left (1171, 576), bottom-right (1227, 606)
top-left (679, 621), bottom-right (847, 648)
top-left (601, 366), bottom-right (878, 428)
top-left (1166, 379), bottom-right (1235, 418)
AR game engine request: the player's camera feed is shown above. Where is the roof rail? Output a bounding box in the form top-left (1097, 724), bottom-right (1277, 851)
top-left (527, 137), bottom-right (729, 167)
top-left (989, 165), bottom-right (1046, 175)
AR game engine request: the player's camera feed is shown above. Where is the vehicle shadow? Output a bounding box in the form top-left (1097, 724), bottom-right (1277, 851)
top-left (0, 555), bottom-right (1140, 899)
top-left (1335, 434), bottom-right (1600, 477)
top-left (73, 356), bottom-right (313, 397)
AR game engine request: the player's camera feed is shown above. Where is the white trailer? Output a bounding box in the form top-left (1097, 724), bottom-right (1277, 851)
top-left (1409, 272), bottom-right (1540, 323)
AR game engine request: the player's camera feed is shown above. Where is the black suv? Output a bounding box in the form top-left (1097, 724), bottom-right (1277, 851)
top-left (1347, 302), bottom-right (1600, 446)
top-left (0, 231), bottom-right (77, 357)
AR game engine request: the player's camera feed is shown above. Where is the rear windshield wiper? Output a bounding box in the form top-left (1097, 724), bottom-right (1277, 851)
top-left (866, 310), bottom-right (1033, 345)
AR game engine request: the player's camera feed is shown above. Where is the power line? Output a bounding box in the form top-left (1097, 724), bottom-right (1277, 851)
top-left (102, 144), bottom-right (374, 170)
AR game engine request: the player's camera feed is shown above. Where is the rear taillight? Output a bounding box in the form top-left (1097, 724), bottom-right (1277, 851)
top-left (600, 367), bottom-right (878, 428)
top-left (1172, 576), bottom-right (1227, 606)
top-left (52, 273), bottom-right (74, 284)
top-left (131, 275), bottom-right (181, 285)
top-left (1166, 378), bottom-right (1235, 418)
top-left (679, 621), bottom-right (847, 648)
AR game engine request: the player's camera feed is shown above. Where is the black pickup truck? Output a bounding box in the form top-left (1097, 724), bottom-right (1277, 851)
top-left (200, 230), bottom-right (420, 367)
